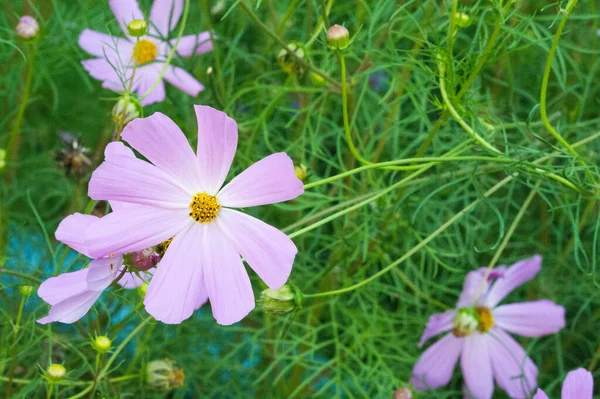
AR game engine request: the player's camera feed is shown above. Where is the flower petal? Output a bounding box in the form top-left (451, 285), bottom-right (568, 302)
top-left (493, 300), bottom-right (565, 337)
top-left (150, 0), bottom-right (183, 37)
top-left (483, 255), bottom-right (542, 307)
top-left (218, 153), bottom-right (304, 208)
top-left (532, 389), bottom-right (549, 399)
top-left (163, 65), bottom-right (204, 97)
top-left (81, 58), bottom-right (127, 92)
top-left (78, 29), bottom-right (133, 64)
top-left (122, 112), bottom-right (201, 190)
top-left (456, 266), bottom-right (507, 308)
top-left (86, 256), bottom-right (123, 291)
top-left (109, 0), bottom-right (144, 37)
top-left (562, 368), bottom-right (593, 399)
top-left (193, 105), bottom-right (238, 194)
top-left (38, 269), bottom-right (89, 306)
top-left (144, 224), bottom-right (207, 323)
top-left (134, 64), bottom-right (166, 105)
top-left (488, 327), bottom-right (538, 398)
top-left (411, 333), bottom-right (463, 391)
top-left (418, 310), bottom-right (456, 347)
top-left (43, 290), bottom-right (104, 324)
top-left (216, 208), bottom-right (296, 289)
top-left (174, 32), bottom-right (213, 57)
top-left (55, 213), bottom-right (98, 257)
top-left (462, 334), bottom-right (494, 399)
top-left (85, 205), bottom-right (191, 258)
top-left (203, 222), bottom-right (254, 325)
top-left (89, 142), bottom-right (191, 208)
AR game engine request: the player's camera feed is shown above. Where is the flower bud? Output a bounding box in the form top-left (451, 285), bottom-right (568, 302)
top-left (16, 16), bottom-right (39, 39)
top-left (93, 335), bottom-right (112, 353)
top-left (294, 164), bottom-right (307, 181)
top-left (327, 24), bottom-right (350, 50)
top-left (0, 148), bottom-right (5, 169)
top-left (260, 284), bottom-right (300, 315)
top-left (127, 19), bottom-right (147, 37)
top-left (454, 12), bottom-right (471, 28)
top-left (393, 387), bottom-right (412, 399)
top-left (46, 364), bottom-right (66, 382)
top-left (452, 307), bottom-right (479, 337)
top-left (138, 281), bottom-right (149, 297)
top-left (112, 97), bottom-right (141, 126)
top-left (19, 285), bottom-right (33, 296)
top-left (145, 359), bottom-right (185, 391)
top-left (310, 71), bottom-right (326, 86)
top-left (277, 42), bottom-right (306, 75)
top-left (207, 66), bottom-right (213, 76)
top-left (129, 248), bottom-right (159, 271)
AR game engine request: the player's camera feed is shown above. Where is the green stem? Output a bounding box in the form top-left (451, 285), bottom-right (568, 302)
top-left (98, 318), bottom-right (151, 380)
top-left (0, 268), bottom-right (42, 283)
top-left (6, 295), bottom-right (26, 398)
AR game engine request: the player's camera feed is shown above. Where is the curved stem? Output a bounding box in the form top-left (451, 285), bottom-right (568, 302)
top-left (98, 318), bottom-right (151, 379)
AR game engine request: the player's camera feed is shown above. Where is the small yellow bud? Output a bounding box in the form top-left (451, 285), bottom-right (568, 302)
top-left (277, 42), bottom-right (306, 75)
top-left (454, 12), bottom-right (471, 28)
top-left (207, 66), bottom-right (213, 75)
top-left (19, 285), bottom-right (33, 296)
top-left (93, 335), bottom-right (112, 353)
top-left (112, 97), bottom-right (141, 126)
top-left (294, 164), bottom-right (307, 181)
top-left (138, 281), bottom-right (149, 297)
top-left (46, 364), bottom-right (66, 382)
top-left (327, 24), bottom-right (350, 50)
top-left (146, 359), bottom-right (185, 391)
top-left (0, 148), bottom-right (6, 169)
top-left (127, 19), bottom-right (147, 37)
top-left (310, 72), bottom-right (326, 86)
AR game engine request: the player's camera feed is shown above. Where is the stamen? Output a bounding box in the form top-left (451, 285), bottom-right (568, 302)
top-left (189, 192), bottom-right (221, 223)
top-left (156, 238), bottom-right (173, 257)
top-left (133, 39), bottom-right (157, 64)
top-left (475, 307), bottom-right (494, 332)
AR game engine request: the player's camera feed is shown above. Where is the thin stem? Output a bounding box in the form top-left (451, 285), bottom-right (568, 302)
top-left (6, 294), bottom-right (26, 398)
top-left (0, 268), bottom-right (42, 283)
top-left (98, 318), bottom-right (151, 379)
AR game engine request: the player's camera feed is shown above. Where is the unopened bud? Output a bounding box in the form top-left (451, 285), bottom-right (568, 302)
top-left (93, 335), bottom-right (112, 353)
top-left (327, 24), bottom-right (350, 50)
top-left (112, 97), bottom-right (141, 125)
top-left (16, 16), bottom-right (39, 39)
top-left (127, 19), bottom-right (147, 37)
top-left (146, 359), bottom-right (185, 391)
top-left (393, 387), bottom-right (412, 399)
top-left (277, 42), bottom-right (306, 75)
top-left (310, 72), bottom-right (326, 86)
top-left (46, 364), bottom-right (66, 382)
top-left (19, 285), bottom-right (33, 296)
top-left (0, 148), bottom-right (5, 169)
top-left (129, 249), bottom-right (159, 271)
top-left (260, 285), bottom-right (300, 315)
top-left (452, 308), bottom-right (479, 337)
top-left (294, 164), bottom-right (307, 181)
top-left (454, 12), bottom-right (471, 28)
top-left (207, 66), bottom-right (213, 75)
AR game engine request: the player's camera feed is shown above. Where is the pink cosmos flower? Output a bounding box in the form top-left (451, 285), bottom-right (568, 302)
top-left (38, 213), bottom-right (151, 324)
top-left (534, 368), bottom-right (594, 399)
top-left (79, 0), bottom-right (213, 105)
top-left (16, 15), bottom-right (39, 39)
top-left (84, 105), bottom-right (304, 325)
top-left (412, 255), bottom-right (566, 399)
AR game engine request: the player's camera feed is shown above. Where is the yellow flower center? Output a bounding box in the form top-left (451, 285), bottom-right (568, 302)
top-left (475, 306), bottom-right (494, 332)
top-left (133, 39), bottom-right (157, 64)
top-left (189, 192), bottom-right (221, 223)
top-left (156, 238), bottom-right (173, 257)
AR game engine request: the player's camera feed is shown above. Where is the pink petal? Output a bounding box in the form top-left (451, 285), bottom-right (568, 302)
top-left (483, 255), bottom-right (542, 307)
top-left (89, 142), bottom-right (191, 208)
top-left (202, 222), bottom-right (254, 325)
top-left (174, 32), bottom-right (213, 57)
top-left (134, 64), bottom-right (166, 105)
top-left (411, 333), bottom-right (463, 391)
top-left (117, 269), bottom-right (153, 289)
top-left (38, 269), bottom-right (89, 306)
top-left (81, 59), bottom-right (127, 92)
top-left (163, 65), bottom-right (204, 97)
top-left (122, 112), bottom-right (201, 190)
top-left (488, 327), bottom-right (538, 398)
top-left (55, 213), bottom-right (98, 257)
top-left (144, 224), bottom-right (207, 324)
top-left (562, 368), bottom-right (593, 399)
top-left (150, 0), bottom-right (183, 37)
top-left (533, 389), bottom-right (549, 399)
top-left (216, 208), bottom-right (297, 289)
top-left (109, 0), bottom-right (144, 37)
top-left (462, 334), bottom-right (494, 399)
top-left (44, 290), bottom-right (104, 324)
top-left (105, 141), bottom-right (135, 159)
top-left (85, 205), bottom-right (192, 258)
top-left (217, 153), bottom-right (304, 208)
top-left (194, 105), bottom-right (238, 194)
top-left (78, 29), bottom-right (133, 64)
top-left (86, 256), bottom-right (123, 291)
top-left (418, 310), bottom-right (456, 347)
top-left (493, 300), bottom-right (565, 337)
top-left (456, 266), bottom-right (507, 308)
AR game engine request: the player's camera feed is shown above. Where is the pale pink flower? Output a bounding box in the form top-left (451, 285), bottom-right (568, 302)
top-left (534, 368), bottom-right (593, 399)
top-left (84, 105), bottom-right (304, 325)
top-left (79, 0), bottom-right (213, 105)
top-left (412, 255), bottom-right (565, 399)
top-left (16, 15), bottom-right (39, 39)
top-left (37, 213), bottom-right (151, 324)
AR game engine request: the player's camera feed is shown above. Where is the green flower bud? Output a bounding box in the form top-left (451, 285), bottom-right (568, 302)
top-left (112, 97), bottom-right (142, 126)
top-left (277, 42), bottom-right (306, 76)
top-left (294, 164), bottom-right (307, 181)
top-left (127, 19), bottom-right (147, 37)
top-left (138, 281), bottom-right (149, 298)
top-left (46, 364), bottom-right (66, 382)
top-left (310, 72), bottom-right (326, 86)
top-left (327, 24), bottom-right (350, 50)
top-left (452, 307), bottom-right (479, 337)
top-left (260, 284), bottom-right (301, 315)
top-left (145, 359), bottom-right (185, 391)
top-left (0, 148), bottom-right (6, 170)
top-left (454, 12), bottom-right (471, 28)
top-left (93, 335), bottom-right (112, 353)
top-left (19, 285), bottom-right (33, 297)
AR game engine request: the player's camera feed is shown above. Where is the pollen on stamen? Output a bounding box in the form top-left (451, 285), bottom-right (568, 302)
top-left (189, 192), bottom-right (221, 223)
top-left (133, 39), bottom-right (157, 64)
top-left (475, 306), bottom-right (494, 332)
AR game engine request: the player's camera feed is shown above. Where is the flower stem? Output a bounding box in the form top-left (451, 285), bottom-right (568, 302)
top-left (6, 294), bottom-right (26, 398)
